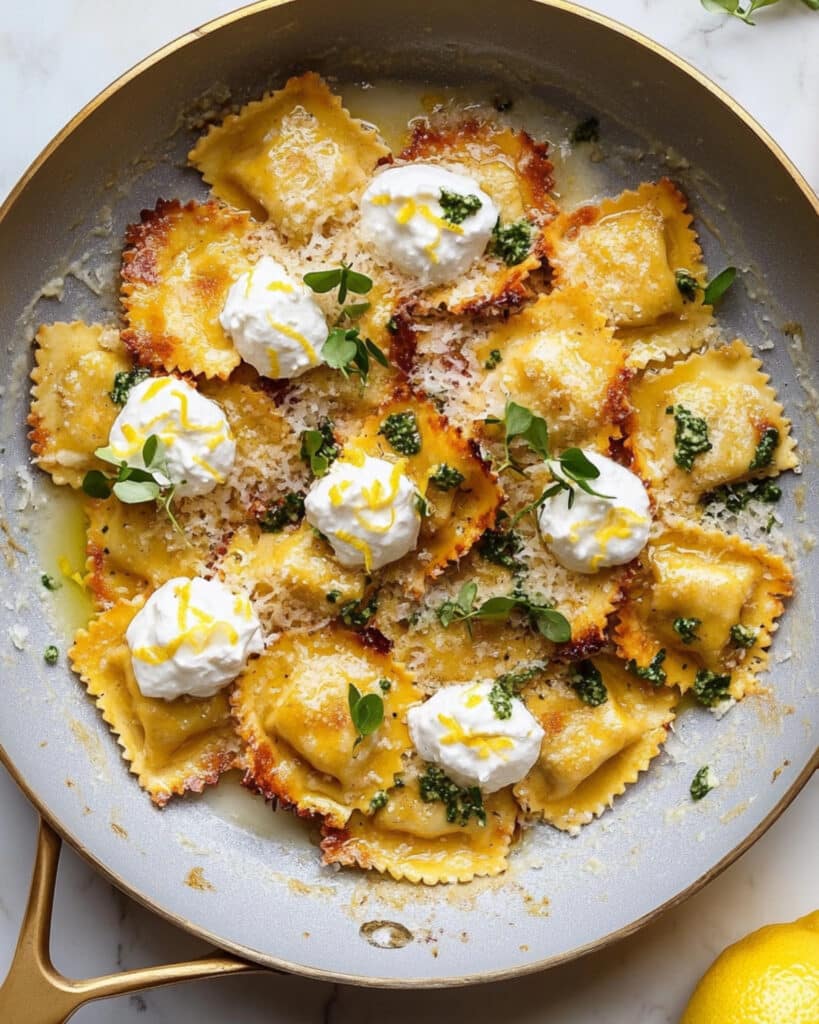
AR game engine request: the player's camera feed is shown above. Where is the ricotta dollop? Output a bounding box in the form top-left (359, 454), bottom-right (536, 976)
top-left (126, 576), bottom-right (263, 701)
top-left (537, 451), bottom-right (651, 574)
top-left (108, 376), bottom-right (235, 498)
top-left (219, 255), bottom-right (327, 379)
top-left (303, 451), bottom-right (420, 571)
top-left (360, 164), bottom-right (498, 287)
top-left (408, 681), bottom-right (544, 793)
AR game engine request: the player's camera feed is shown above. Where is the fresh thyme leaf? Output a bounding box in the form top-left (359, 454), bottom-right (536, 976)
top-left (429, 463), bottom-right (465, 491)
top-left (258, 491), bottom-right (305, 532)
top-left (439, 188), bottom-right (483, 225)
top-left (484, 349), bottom-right (502, 370)
top-left (673, 617), bottom-right (701, 645)
top-left (109, 368), bottom-right (150, 406)
top-left (692, 668), bottom-right (732, 707)
top-left (666, 404), bottom-right (712, 471)
top-left (43, 645), bottom-right (59, 665)
top-left (489, 218), bottom-right (532, 266)
top-left (675, 270), bottom-right (700, 302)
top-left (81, 470), bottom-right (112, 499)
top-left (41, 573), bottom-right (61, 592)
top-left (418, 765), bottom-right (486, 827)
top-left (703, 266), bottom-right (737, 305)
top-left (348, 683), bottom-right (384, 748)
top-left (379, 411), bottom-right (422, 455)
top-left (569, 660), bottom-right (608, 706)
top-left (571, 116), bottom-right (600, 144)
top-left (300, 419), bottom-right (339, 477)
top-left (749, 427), bottom-right (780, 471)
top-left (339, 592), bottom-right (378, 629)
top-left (690, 765), bottom-right (718, 801)
top-left (730, 623), bottom-right (758, 648)
top-left (626, 650), bottom-right (667, 686)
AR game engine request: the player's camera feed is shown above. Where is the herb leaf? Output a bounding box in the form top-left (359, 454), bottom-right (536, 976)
top-left (667, 404), bottom-right (712, 472)
top-left (692, 668), bottom-right (732, 707)
top-left (439, 189), bottom-right (482, 225)
top-left (82, 470), bottom-right (112, 499)
top-left (437, 584), bottom-right (571, 643)
top-left (300, 419), bottom-right (340, 477)
top-left (418, 764), bottom-right (486, 827)
top-left (489, 218), bottom-right (532, 266)
top-left (379, 411), bottom-right (422, 455)
top-left (489, 399), bottom-right (550, 474)
top-left (348, 683), bottom-right (384, 748)
top-left (673, 617), bottom-right (701, 645)
top-left (322, 326), bottom-right (388, 386)
top-left (703, 266), bottom-right (737, 305)
top-left (569, 660), bottom-right (608, 706)
top-left (304, 262), bottom-right (373, 304)
top-left (626, 650), bottom-right (667, 687)
top-left (690, 765), bottom-right (718, 801)
top-left (749, 427), bottom-right (780, 471)
top-left (675, 270), bottom-right (700, 302)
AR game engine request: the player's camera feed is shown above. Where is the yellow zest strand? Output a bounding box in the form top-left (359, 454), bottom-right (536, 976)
top-left (437, 714), bottom-right (515, 760)
top-left (265, 315), bottom-right (319, 366)
top-left (334, 529), bottom-right (373, 573)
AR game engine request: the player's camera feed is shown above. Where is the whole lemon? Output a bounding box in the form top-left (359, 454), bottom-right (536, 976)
top-left (680, 910), bottom-right (819, 1024)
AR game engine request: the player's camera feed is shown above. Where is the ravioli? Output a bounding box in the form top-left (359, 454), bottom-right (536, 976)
top-left (398, 117), bottom-right (555, 315)
top-left (121, 199), bottom-right (255, 379)
top-left (353, 389), bottom-right (503, 587)
top-left (514, 657), bottom-right (676, 832)
top-left (189, 72), bottom-right (389, 242)
top-left (28, 322), bottom-right (132, 488)
top-left (69, 600), bottom-right (238, 805)
top-left (615, 522), bottom-right (793, 697)
top-left (321, 767), bottom-right (518, 884)
top-left (478, 285), bottom-right (629, 448)
top-left (544, 179), bottom-right (706, 331)
top-left (627, 339), bottom-right (798, 504)
top-left (232, 629), bottom-right (422, 827)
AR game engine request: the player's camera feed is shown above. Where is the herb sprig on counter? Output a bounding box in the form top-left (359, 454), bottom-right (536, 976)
top-left (701, 0), bottom-right (818, 26)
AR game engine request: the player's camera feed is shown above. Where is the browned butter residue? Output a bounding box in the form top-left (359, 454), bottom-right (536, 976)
top-left (185, 867), bottom-right (215, 892)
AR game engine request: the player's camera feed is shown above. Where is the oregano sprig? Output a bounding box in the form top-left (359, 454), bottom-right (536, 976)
top-left (437, 581), bottom-right (571, 643)
top-left (347, 683), bottom-right (384, 749)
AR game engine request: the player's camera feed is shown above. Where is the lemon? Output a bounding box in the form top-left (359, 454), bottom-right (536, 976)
top-left (680, 910), bottom-right (819, 1024)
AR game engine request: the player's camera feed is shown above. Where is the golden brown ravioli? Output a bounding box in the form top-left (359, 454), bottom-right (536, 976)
top-left (514, 656), bottom-right (676, 832)
top-left (69, 599), bottom-right (238, 805)
top-left (121, 199), bottom-right (256, 379)
top-left (627, 339), bottom-right (798, 506)
top-left (614, 521), bottom-right (792, 698)
top-left (28, 322), bottom-right (132, 488)
top-left (232, 629), bottom-right (422, 827)
top-left (189, 72), bottom-right (389, 242)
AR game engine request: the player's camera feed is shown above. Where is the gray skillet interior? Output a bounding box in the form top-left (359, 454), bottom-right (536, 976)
top-left (0, 0), bottom-right (817, 987)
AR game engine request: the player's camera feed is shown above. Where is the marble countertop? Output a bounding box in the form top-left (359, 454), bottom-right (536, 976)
top-left (1, 2), bottom-right (817, 1021)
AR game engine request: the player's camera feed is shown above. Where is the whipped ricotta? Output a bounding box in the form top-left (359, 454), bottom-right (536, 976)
top-left (538, 451), bottom-right (651, 574)
top-left (126, 576), bottom-right (263, 700)
top-left (408, 681), bottom-right (544, 793)
top-left (303, 451), bottom-right (420, 572)
top-left (360, 164), bottom-right (498, 287)
top-left (219, 255), bottom-right (327, 379)
top-left (108, 376), bottom-right (235, 498)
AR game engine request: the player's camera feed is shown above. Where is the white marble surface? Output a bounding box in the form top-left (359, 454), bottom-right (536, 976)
top-left (1, 2), bottom-right (817, 1021)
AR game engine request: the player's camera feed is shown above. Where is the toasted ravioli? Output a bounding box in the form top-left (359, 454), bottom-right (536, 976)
top-left (544, 179), bottom-right (705, 331)
top-left (28, 322), bottom-right (132, 488)
top-left (514, 657), bottom-right (676, 832)
top-left (354, 390), bottom-right (502, 585)
top-left (121, 199), bottom-right (255, 379)
top-left (218, 523), bottom-right (366, 633)
top-left (189, 72), bottom-right (389, 242)
top-left (627, 340), bottom-right (798, 505)
top-left (615, 522), bottom-right (793, 698)
top-left (321, 770), bottom-right (518, 883)
top-left (85, 499), bottom-right (210, 609)
top-left (69, 600), bottom-right (238, 805)
top-left (478, 285), bottom-right (629, 448)
top-left (233, 629), bottom-right (422, 827)
top-left (398, 118), bottom-right (555, 315)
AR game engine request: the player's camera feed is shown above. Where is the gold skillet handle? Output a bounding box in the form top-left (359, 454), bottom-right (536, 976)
top-left (0, 819), bottom-right (258, 1024)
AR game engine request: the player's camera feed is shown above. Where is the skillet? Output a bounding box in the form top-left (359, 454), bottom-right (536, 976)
top-left (0, 0), bottom-right (816, 996)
